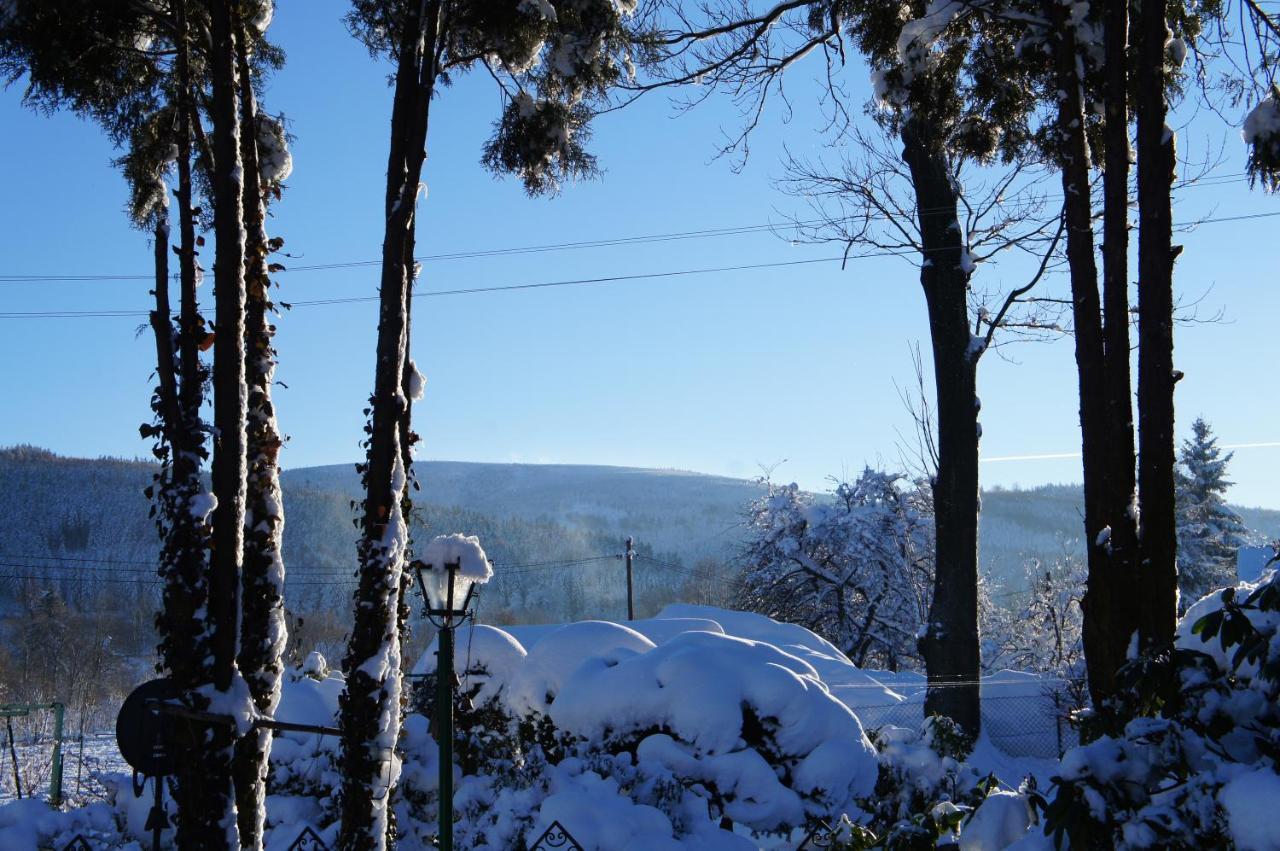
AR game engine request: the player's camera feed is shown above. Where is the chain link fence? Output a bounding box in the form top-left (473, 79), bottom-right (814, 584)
top-left (845, 687), bottom-right (1083, 759)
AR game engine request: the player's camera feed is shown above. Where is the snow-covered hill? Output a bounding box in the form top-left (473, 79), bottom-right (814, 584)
top-left (2, 447), bottom-right (1277, 611)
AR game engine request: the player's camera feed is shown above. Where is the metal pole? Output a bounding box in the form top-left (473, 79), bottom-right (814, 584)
top-left (437, 622), bottom-right (455, 851)
top-left (625, 537), bottom-right (635, 621)
top-left (49, 702), bottom-right (64, 807)
top-left (152, 774), bottom-right (163, 851)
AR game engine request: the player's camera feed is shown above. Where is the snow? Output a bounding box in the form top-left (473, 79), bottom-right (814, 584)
top-left (1219, 769), bottom-right (1280, 850)
top-left (414, 623), bottom-right (527, 707)
top-left (959, 790), bottom-right (1031, 850)
top-left (255, 114), bottom-right (292, 185)
top-left (189, 490), bottom-right (217, 521)
top-left (198, 670), bottom-right (259, 737)
top-left (505, 620), bottom-right (655, 716)
top-left (406, 359), bottom-right (426, 401)
top-left (250, 1), bottom-right (274, 34)
top-left (549, 631), bottom-right (877, 831)
top-left (1243, 92), bottom-right (1280, 146)
top-left (657, 603), bottom-right (848, 661)
top-left (623, 616), bottom-right (725, 645)
top-left (419, 533), bottom-right (492, 581)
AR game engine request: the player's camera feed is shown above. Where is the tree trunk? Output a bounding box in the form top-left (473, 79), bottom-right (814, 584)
top-left (1135, 0), bottom-right (1179, 655)
top-left (1100, 0), bottom-right (1141, 632)
top-left (160, 0), bottom-right (220, 845)
top-left (232, 25), bottom-right (287, 850)
top-left (901, 118), bottom-right (981, 739)
top-left (186, 0), bottom-right (248, 846)
top-left (338, 3), bottom-right (439, 847)
top-left (1046, 1), bottom-right (1127, 709)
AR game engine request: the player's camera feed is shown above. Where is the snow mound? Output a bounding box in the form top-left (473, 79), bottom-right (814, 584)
top-left (549, 630), bottom-right (877, 831)
top-left (624, 616), bottom-right (726, 645)
top-left (959, 790), bottom-right (1031, 851)
top-left (414, 623), bottom-right (528, 707)
top-left (1219, 768), bottom-right (1280, 850)
top-left (657, 603), bottom-right (904, 707)
top-left (656, 604), bottom-right (848, 665)
top-left (504, 620), bottom-right (655, 716)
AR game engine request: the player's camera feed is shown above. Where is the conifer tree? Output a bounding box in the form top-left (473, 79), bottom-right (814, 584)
top-left (4, 3), bottom-right (290, 844)
top-left (338, 2), bottom-right (649, 846)
top-left (1176, 417), bottom-right (1249, 607)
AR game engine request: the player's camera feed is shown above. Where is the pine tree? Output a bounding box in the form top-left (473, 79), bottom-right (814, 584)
top-left (338, 3), bottom-right (650, 847)
top-left (1176, 418), bottom-right (1249, 608)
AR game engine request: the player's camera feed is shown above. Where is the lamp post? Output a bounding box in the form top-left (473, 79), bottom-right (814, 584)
top-left (413, 549), bottom-right (486, 851)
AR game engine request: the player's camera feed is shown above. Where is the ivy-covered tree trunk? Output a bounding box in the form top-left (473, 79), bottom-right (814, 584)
top-left (232, 21), bottom-right (287, 850)
top-left (1134, 0), bottom-right (1179, 656)
top-left (338, 2), bottom-right (438, 847)
top-left (154, 0), bottom-right (211, 693)
top-left (902, 119), bottom-right (982, 738)
top-left (1046, 2), bottom-right (1128, 710)
top-left (183, 0), bottom-right (249, 846)
top-left (156, 0), bottom-right (222, 844)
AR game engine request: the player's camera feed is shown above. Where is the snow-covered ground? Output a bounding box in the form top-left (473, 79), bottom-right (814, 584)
top-left (0, 605), bottom-right (1068, 849)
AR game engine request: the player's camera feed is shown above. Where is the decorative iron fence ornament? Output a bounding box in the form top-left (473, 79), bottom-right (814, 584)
top-left (529, 819), bottom-right (584, 850)
top-left (285, 825), bottom-right (331, 851)
top-left (797, 818), bottom-right (838, 849)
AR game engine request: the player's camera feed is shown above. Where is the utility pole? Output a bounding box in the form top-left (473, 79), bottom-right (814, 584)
top-left (625, 536), bottom-right (635, 621)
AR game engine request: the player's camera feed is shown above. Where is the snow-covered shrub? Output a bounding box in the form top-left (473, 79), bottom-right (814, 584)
top-left (862, 716), bottom-right (997, 848)
top-left (264, 659), bottom-right (345, 840)
top-left (548, 630), bottom-right (879, 836)
top-left (1028, 558), bottom-right (1280, 849)
top-left (399, 624), bottom-right (574, 848)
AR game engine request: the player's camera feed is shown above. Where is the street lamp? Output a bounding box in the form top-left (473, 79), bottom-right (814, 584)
top-left (412, 534), bottom-right (493, 851)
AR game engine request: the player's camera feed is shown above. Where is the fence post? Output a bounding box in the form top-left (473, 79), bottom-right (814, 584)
top-left (50, 702), bottom-right (65, 807)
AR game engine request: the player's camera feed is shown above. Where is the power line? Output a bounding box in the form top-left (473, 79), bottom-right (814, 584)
top-left (0, 550), bottom-right (622, 578)
top-left (0, 170), bottom-right (1257, 286)
top-left (3, 207), bottom-right (1276, 320)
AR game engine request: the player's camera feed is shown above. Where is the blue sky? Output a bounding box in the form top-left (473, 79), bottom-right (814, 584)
top-left (1, 1), bottom-right (1277, 507)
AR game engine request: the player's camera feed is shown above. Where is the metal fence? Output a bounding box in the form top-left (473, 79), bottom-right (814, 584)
top-left (0, 730), bottom-right (125, 808)
top-left (848, 691), bottom-right (1081, 759)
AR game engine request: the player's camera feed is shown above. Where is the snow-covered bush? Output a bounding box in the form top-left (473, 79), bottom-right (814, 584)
top-left (398, 617), bottom-right (885, 847)
top-left (861, 716), bottom-right (998, 848)
top-left (549, 630), bottom-right (879, 835)
top-left (1026, 558), bottom-right (1280, 849)
top-left (265, 658), bottom-right (345, 841)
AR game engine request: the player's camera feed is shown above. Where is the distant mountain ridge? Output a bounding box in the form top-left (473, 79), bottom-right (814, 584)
top-left (2, 447), bottom-right (1277, 611)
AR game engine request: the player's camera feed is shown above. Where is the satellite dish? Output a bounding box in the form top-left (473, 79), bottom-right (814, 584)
top-left (115, 678), bottom-right (189, 777)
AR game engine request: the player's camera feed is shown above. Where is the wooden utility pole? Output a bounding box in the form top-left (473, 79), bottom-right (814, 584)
top-left (625, 537), bottom-right (635, 621)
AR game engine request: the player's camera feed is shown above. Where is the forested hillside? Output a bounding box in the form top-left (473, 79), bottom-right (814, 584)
top-left (3, 447), bottom-right (1276, 622)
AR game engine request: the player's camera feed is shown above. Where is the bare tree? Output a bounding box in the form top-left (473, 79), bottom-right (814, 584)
top-left (780, 126), bottom-right (1063, 732)
top-left (634, 0), bottom-right (1067, 733)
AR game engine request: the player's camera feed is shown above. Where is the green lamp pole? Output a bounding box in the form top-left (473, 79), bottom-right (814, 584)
top-left (414, 557), bottom-right (479, 851)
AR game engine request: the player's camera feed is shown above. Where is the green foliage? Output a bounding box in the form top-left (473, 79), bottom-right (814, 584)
top-left (860, 716), bottom-right (994, 848)
top-left (1177, 417), bottom-right (1251, 607)
top-left (347, 0), bottom-right (652, 195)
top-left (1032, 555), bottom-right (1280, 849)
